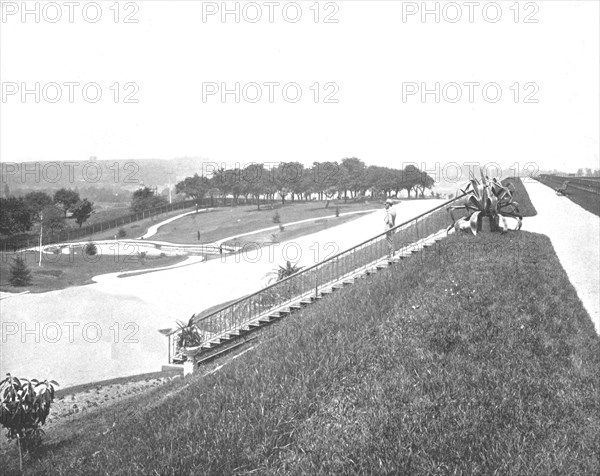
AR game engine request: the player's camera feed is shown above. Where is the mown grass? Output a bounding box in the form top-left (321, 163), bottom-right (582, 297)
top-left (4, 230), bottom-right (598, 475)
top-left (0, 250), bottom-right (185, 293)
top-left (152, 200), bottom-right (390, 244)
top-left (536, 175), bottom-right (600, 217)
top-left (503, 177), bottom-right (538, 217)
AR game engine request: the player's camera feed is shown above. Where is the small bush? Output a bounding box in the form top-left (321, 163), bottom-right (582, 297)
top-left (9, 255), bottom-right (32, 287)
top-left (272, 211), bottom-right (281, 224)
top-left (84, 242), bottom-right (97, 256)
top-left (118, 228), bottom-right (127, 238)
top-left (335, 206), bottom-right (340, 217)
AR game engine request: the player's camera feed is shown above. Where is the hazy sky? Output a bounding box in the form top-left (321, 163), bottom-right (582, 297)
top-left (1, 0), bottom-right (599, 174)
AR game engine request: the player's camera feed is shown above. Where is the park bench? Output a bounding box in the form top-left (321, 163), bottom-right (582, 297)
top-left (555, 180), bottom-right (570, 196)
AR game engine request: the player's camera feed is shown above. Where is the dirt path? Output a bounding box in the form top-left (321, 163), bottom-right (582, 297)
top-left (522, 180), bottom-right (599, 334)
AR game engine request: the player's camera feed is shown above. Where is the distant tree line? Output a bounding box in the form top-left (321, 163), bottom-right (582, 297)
top-left (174, 158), bottom-right (436, 209)
top-left (0, 188), bottom-right (94, 237)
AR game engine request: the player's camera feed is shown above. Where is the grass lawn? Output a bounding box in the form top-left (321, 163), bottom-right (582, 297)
top-left (5, 230), bottom-right (598, 475)
top-left (151, 200), bottom-right (387, 244)
top-left (0, 250), bottom-right (186, 293)
top-left (536, 176), bottom-right (600, 217)
top-left (503, 177), bottom-right (538, 217)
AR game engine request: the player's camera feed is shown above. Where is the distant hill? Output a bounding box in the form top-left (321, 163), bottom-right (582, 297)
top-left (0, 156), bottom-right (209, 194)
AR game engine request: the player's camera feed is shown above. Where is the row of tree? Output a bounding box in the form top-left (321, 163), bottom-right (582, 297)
top-left (174, 159), bottom-right (435, 208)
top-left (0, 189), bottom-right (94, 237)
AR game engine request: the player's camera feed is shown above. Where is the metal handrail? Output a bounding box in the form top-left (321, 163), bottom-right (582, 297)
top-left (166, 194), bottom-right (466, 360)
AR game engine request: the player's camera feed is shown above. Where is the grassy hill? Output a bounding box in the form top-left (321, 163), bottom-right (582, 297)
top-left (4, 229), bottom-right (598, 475)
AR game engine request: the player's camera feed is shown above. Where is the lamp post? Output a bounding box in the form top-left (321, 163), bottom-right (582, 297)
top-left (38, 212), bottom-right (43, 267)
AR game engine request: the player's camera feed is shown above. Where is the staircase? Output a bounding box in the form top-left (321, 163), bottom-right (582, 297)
top-left (179, 229), bottom-right (448, 367)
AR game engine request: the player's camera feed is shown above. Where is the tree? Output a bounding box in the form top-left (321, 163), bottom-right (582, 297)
top-left (339, 157), bottom-right (367, 200)
top-left (71, 199), bottom-right (94, 227)
top-left (175, 174), bottom-right (210, 207)
top-left (41, 205), bottom-right (66, 234)
top-left (9, 255), bottom-right (32, 286)
top-left (131, 187), bottom-right (168, 213)
top-left (23, 191), bottom-right (53, 221)
top-left (53, 188), bottom-right (80, 217)
top-left (399, 165), bottom-right (422, 198)
top-left (415, 171), bottom-right (435, 198)
top-left (0, 197), bottom-right (33, 235)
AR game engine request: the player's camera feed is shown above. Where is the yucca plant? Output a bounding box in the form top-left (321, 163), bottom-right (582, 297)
top-left (266, 260), bottom-right (305, 285)
top-left (447, 169), bottom-right (522, 235)
top-left (0, 374), bottom-right (58, 471)
top-left (176, 315), bottom-right (204, 347)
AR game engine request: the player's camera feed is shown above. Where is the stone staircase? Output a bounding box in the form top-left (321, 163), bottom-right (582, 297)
top-left (186, 229), bottom-right (448, 368)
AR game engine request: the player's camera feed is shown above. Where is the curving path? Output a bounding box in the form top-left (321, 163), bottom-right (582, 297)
top-left (522, 180), bottom-right (599, 334)
top-left (0, 200), bottom-right (444, 388)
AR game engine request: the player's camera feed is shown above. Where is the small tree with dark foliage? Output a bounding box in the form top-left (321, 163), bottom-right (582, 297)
top-left (0, 375), bottom-right (58, 472)
top-left (9, 255), bottom-right (32, 287)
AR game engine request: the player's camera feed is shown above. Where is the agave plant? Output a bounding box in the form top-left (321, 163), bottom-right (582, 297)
top-left (448, 169), bottom-right (522, 235)
top-left (176, 315), bottom-right (204, 349)
top-left (265, 260), bottom-right (305, 285)
top-left (0, 374), bottom-right (58, 471)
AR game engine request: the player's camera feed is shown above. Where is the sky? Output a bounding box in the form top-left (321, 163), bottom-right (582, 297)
top-left (1, 0), bottom-right (599, 175)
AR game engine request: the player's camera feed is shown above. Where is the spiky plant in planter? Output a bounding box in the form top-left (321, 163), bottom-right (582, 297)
top-left (447, 169), bottom-right (522, 235)
top-left (176, 315), bottom-right (204, 359)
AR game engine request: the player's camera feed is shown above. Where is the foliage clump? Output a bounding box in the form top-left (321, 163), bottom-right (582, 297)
top-left (9, 255), bottom-right (32, 287)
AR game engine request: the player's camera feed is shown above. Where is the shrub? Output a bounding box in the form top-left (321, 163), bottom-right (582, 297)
top-left (84, 241), bottom-right (97, 256)
top-left (9, 255), bottom-right (32, 287)
top-left (118, 227), bottom-right (127, 238)
top-left (272, 211), bottom-right (281, 224)
top-left (335, 206), bottom-right (340, 217)
top-left (0, 375), bottom-right (58, 472)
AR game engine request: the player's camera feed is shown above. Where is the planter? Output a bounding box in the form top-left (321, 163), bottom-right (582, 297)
top-left (181, 345), bottom-right (203, 358)
top-left (181, 345), bottom-right (203, 376)
top-left (477, 215), bottom-right (499, 233)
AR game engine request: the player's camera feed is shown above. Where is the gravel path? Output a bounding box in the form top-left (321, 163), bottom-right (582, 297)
top-left (0, 200), bottom-right (444, 388)
top-left (522, 180), bottom-right (599, 334)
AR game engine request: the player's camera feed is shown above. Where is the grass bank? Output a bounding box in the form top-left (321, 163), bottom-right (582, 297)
top-left (536, 175), bottom-right (600, 217)
top-left (0, 250), bottom-right (186, 293)
top-left (5, 230), bottom-right (598, 475)
top-left (503, 177), bottom-right (538, 217)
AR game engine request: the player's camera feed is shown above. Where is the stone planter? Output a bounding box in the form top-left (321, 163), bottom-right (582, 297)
top-left (181, 345), bottom-right (203, 376)
top-left (477, 215), bottom-right (499, 233)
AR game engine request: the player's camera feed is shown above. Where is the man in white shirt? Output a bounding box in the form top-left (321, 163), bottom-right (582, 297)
top-left (384, 198), bottom-right (397, 257)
